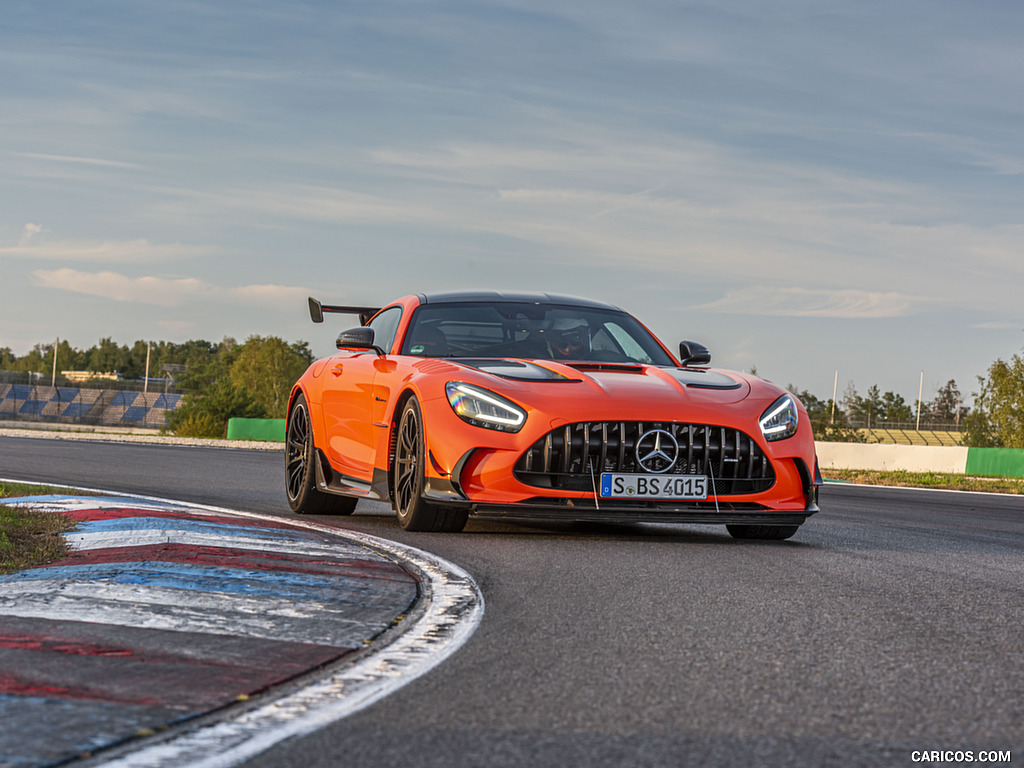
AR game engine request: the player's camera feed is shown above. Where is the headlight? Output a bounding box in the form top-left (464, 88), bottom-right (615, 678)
top-left (759, 394), bottom-right (799, 442)
top-left (446, 382), bottom-right (526, 432)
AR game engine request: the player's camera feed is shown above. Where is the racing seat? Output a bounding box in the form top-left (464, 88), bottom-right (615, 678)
top-left (409, 326), bottom-right (448, 357)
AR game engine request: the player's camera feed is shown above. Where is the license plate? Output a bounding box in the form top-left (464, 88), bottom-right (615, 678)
top-left (599, 473), bottom-right (708, 500)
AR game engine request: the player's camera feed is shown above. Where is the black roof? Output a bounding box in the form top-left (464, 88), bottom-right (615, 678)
top-left (417, 291), bottom-right (620, 311)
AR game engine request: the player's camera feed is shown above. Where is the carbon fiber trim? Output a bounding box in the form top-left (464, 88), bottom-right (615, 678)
top-left (468, 502), bottom-right (811, 526)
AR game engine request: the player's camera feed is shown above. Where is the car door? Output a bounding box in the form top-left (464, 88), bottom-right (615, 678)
top-left (320, 306), bottom-right (404, 481)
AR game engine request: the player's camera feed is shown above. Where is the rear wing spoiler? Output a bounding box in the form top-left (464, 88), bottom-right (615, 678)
top-left (308, 297), bottom-right (381, 326)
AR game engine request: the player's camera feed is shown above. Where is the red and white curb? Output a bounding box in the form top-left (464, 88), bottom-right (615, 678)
top-left (0, 482), bottom-right (484, 768)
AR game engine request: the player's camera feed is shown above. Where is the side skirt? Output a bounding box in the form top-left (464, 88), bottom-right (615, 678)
top-left (314, 450), bottom-right (390, 502)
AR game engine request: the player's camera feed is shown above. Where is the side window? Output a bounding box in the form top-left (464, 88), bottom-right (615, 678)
top-left (368, 306), bottom-right (403, 353)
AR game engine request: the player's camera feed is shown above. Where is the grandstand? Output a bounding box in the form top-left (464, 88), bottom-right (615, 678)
top-left (0, 384), bottom-right (183, 429)
top-left (859, 427), bottom-right (964, 447)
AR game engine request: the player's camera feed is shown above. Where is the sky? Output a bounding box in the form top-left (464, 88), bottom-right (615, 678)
top-left (2, 0), bottom-right (1023, 407)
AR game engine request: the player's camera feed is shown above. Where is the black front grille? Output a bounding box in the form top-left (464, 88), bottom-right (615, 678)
top-left (514, 422), bottom-right (774, 494)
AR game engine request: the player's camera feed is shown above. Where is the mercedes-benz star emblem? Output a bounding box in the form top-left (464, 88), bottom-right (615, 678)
top-left (635, 429), bottom-right (679, 474)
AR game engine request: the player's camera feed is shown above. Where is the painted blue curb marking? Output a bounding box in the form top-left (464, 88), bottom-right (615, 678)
top-left (0, 563), bottom-right (388, 604)
top-left (73, 516), bottom-right (319, 543)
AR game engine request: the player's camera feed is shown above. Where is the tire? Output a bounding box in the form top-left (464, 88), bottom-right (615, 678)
top-left (393, 398), bottom-right (468, 532)
top-left (285, 394), bottom-right (357, 515)
top-left (726, 524), bottom-right (800, 541)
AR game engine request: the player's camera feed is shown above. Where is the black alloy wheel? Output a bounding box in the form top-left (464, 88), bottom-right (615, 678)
top-left (393, 397), bottom-right (468, 532)
top-left (285, 393), bottom-right (356, 515)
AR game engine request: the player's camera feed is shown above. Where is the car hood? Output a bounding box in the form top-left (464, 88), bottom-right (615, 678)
top-left (450, 358), bottom-right (755, 408)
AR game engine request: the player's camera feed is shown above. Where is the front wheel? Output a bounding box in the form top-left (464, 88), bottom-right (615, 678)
top-left (726, 524), bottom-right (800, 541)
top-left (393, 398), bottom-right (468, 532)
top-left (285, 394), bottom-right (357, 516)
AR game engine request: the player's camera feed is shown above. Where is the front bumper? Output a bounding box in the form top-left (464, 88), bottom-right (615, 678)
top-left (422, 448), bottom-right (821, 526)
top-left (419, 402), bottom-right (822, 526)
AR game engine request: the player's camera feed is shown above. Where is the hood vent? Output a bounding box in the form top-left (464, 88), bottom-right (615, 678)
top-left (454, 358), bottom-right (581, 382)
top-left (566, 363), bottom-right (646, 374)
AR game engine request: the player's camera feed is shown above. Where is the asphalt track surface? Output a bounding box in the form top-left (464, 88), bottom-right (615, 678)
top-left (2, 434), bottom-right (1022, 768)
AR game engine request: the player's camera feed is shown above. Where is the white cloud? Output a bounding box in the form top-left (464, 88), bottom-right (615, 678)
top-left (12, 152), bottom-right (144, 170)
top-left (2, 238), bottom-right (215, 263)
top-left (30, 268), bottom-right (311, 309)
top-left (119, 125), bottom-right (1024, 320)
top-left (19, 223), bottom-right (43, 245)
top-left (971, 320), bottom-right (1023, 331)
top-left (692, 287), bottom-right (932, 319)
top-left (32, 269), bottom-right (209, 307)
top-left (227, 283), bottom-right (310, 303)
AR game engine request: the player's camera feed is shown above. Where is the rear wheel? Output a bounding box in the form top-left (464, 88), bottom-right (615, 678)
top-left (285, 394), bottom-right (357, 515)
top-left (727, 524), bottom-right (800, 541)
top-left (393, 398), bottom-right (468, 532)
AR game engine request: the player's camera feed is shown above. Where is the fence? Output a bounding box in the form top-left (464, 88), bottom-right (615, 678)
top-left (827, 418), bottom-right (963, 434)
top-left (0, 384), bottom-right (182, 429)
top-left (842, 420), bottom-right (963, 432)
top-left (0, 370), bottom-right (181, 393)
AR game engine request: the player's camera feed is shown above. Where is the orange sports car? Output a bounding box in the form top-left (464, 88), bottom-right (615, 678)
top-left (286, 291), bottom-right (821, 539)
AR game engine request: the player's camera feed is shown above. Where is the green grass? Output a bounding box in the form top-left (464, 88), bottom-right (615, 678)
top-left (0, 481), bottom-right (79, 499)
top-left (823, 469), bottom-right (1024, 495)
top-left (0, 505), bottom-right (76, 574)
top-left (0, 481), bottom-right (82, 574)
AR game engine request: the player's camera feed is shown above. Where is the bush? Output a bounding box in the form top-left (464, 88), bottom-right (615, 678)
top-left (166, 378), bottom-right (266, 438)
top-left (965, 351), bottom-right (1024, 448)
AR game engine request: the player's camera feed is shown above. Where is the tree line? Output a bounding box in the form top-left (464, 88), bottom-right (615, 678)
top-left (1, 338), bottom-right (221, 383)
top-left (4, 337), bottom-right (1024, 447)
top-left (1, 336), bottom-right (313, 438)
top-left (791, 379), bottom-right (968, 442)
top-left (794, 346), bottom-right (1024, 448)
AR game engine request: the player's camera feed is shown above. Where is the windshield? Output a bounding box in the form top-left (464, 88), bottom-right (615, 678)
top-left (400, 302), bottom-right (675, 365)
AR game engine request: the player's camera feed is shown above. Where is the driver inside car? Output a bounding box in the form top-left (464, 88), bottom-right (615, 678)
top-left (545, 317), bottom-right (591, 359)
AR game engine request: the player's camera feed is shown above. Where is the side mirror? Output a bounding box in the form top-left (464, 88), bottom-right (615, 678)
top-left (337, 327), bottom-right (385, 354)
top-left (678, 340), bottom-right (711, 367)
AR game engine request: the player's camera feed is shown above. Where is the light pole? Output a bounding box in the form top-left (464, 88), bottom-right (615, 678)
top-left (916, 370), bottom-right (924, 431)
top-left (51, 337), bottom-right (58, 387)
top-left (830, 370), bottom-right (838, 424)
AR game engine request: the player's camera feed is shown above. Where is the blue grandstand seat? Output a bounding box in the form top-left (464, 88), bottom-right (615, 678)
top-left (109, 391), bottom-right (139, 407)
top-left (60, 403), bottom-right (92, 418)
top-left (9, 385), bottom-right (33, 400)
top-left (20, 401), bottom-right (49, 416)
top-left (153, 393), bottom-right (182, 409)
top-left (122, 406), bottom-right (149, 422)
